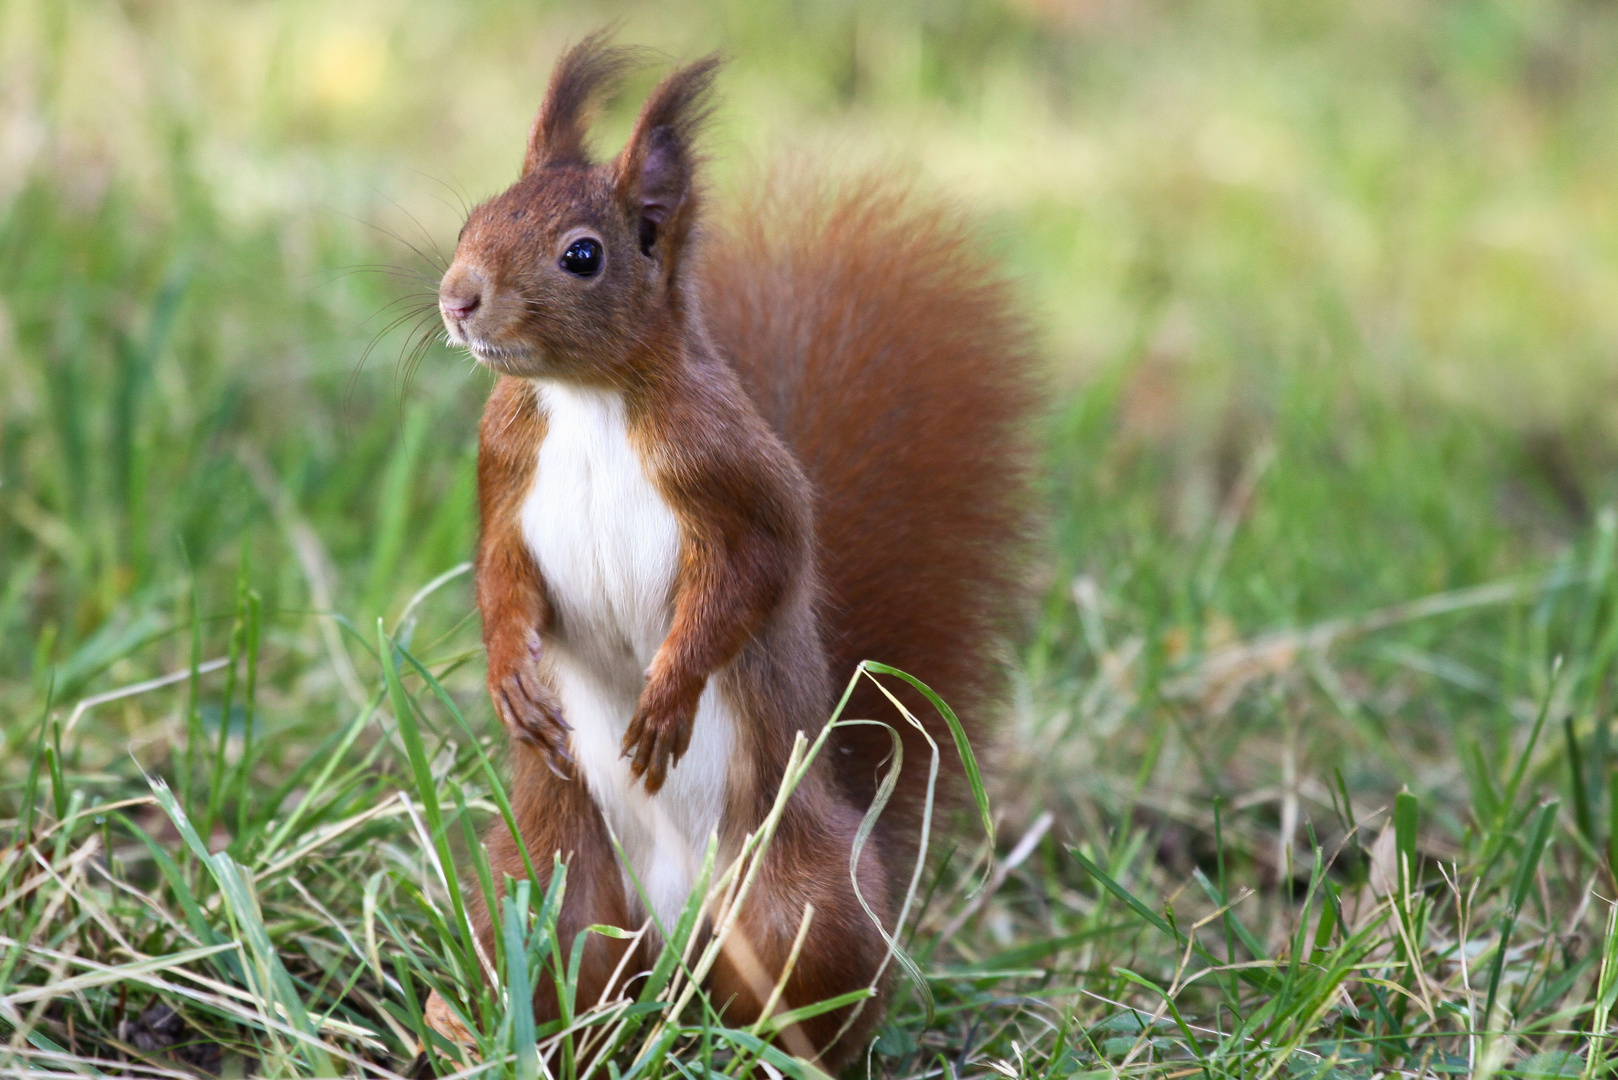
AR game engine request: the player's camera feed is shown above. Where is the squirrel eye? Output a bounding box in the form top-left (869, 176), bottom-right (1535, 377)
top-left (560, 238), bottom-right (603, 278)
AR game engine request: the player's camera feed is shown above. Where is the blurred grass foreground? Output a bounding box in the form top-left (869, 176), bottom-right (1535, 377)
top-left (6, 1), bottom-right (1618, 1077)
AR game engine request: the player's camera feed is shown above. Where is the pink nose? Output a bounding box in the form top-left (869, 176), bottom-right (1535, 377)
top-left (442, 293), bottom-right (480, 322)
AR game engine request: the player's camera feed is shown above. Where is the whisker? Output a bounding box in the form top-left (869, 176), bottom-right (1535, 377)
top-left (337, 207), bottom-right (451, 276)
top-left (318, 264), bottom-right (442, 289)
top-left (398, 311), bottom-right (446, 400)
top-left (351, 303), bottom-right (441, 412)
top-left (415, 167), bottom-right (487, 225)
top-left (365, 303), bottom-right (440, 343)
top-left (378, 192), bottom-right (454, 274)
top-left (411, 170), bottom-right (477, 224)
top-left (359, 296), bottom-right (439, 329)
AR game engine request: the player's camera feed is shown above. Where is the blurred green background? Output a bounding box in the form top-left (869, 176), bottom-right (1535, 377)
top-left (12, 2), bottom-right (1618, 1072)
top-left (4, 0), bottom-right (1618, 824)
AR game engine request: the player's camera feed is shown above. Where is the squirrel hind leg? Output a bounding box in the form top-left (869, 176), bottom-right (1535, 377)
top-left (476, 743), bottom-right (644, 1018)
top-left (706, 799), bottom-right (893, 1068)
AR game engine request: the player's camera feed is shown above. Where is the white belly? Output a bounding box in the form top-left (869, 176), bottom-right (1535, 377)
top-left (520, 381), bottom-right (735, 936)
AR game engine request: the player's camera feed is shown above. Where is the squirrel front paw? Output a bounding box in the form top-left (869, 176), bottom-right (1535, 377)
top-left (621, 673), bottom-right (703, 794)
top-left (492, 669), bottom-right (574, 779)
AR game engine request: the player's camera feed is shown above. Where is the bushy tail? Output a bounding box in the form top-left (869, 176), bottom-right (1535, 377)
top-left (701, 170), bottom-right (1038, 858)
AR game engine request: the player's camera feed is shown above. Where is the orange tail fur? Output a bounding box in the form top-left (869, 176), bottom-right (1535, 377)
top-left (702, 171), bottom-right (1039, 860)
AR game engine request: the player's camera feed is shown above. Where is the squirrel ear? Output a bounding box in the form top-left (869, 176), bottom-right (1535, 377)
top-left (615, 55), bottom-right (721, 262)
top-left (525, 32), bottom-right (637, 173)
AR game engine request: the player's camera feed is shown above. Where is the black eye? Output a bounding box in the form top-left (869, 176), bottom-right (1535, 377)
top-left (560, 238), bottom-right (603, 277)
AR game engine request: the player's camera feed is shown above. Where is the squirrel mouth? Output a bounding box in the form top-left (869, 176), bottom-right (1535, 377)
top-left (467, 338), bottom-right (522, 363)
top-left (464, 337), bottom-right (544, 374)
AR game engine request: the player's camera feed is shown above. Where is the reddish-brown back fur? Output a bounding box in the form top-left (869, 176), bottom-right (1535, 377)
top-left (700, 173), bottom-right (1038, 850)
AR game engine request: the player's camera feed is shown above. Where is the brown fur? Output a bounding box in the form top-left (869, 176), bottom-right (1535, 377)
top-left (702, 173), bottom-right (1038, 853)
top-left (523, 31), bottom-right (638, 173)
top-left (441, 35), bottom-right (1034, 1070)
top-left (475, 378), bottom-right (572, 766)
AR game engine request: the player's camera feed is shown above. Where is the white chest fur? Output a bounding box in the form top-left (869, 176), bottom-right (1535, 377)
top-left (520, 382), bottom-right (735, 936)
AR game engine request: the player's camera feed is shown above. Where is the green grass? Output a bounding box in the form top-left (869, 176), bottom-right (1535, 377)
top-left (7, 0), bottom-right (1618, 1076)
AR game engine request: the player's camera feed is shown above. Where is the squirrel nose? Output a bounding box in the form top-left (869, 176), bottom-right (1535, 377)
top-left (441, 291), bottom-right (481, 322)
top-left (439, 265), bottom-right (486, 323)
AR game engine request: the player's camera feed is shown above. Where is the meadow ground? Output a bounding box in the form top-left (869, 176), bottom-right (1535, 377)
top-left (5, 1), bottom-right (1618, 1076)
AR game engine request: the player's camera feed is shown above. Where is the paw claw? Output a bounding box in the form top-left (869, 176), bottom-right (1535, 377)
top-left (492, 671), bottom-right (573, 778)
top-left (620, 677), bottom-right (703, 793)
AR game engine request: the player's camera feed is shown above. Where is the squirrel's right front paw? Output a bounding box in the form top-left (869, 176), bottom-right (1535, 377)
top-left (493, 671), bottom-right (574, 778)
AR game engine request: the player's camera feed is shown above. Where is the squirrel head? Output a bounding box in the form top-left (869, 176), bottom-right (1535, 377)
top-left (439, 35), bottom-right (718, 382)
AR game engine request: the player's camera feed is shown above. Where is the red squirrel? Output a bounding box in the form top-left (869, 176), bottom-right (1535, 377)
top-left (436, 35), bottom-right (1034, 1067)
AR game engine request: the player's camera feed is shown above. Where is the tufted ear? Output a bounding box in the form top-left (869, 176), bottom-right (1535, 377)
top-left (614, 55), bottom-right (721, 268)
top-left (524, 32), bottom-right (637, 173)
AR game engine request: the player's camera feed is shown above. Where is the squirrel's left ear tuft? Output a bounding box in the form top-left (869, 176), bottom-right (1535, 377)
top-left (615, 55), bottom-right (722, 264)
top-left (526, 32), bottom-right (639, 173)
